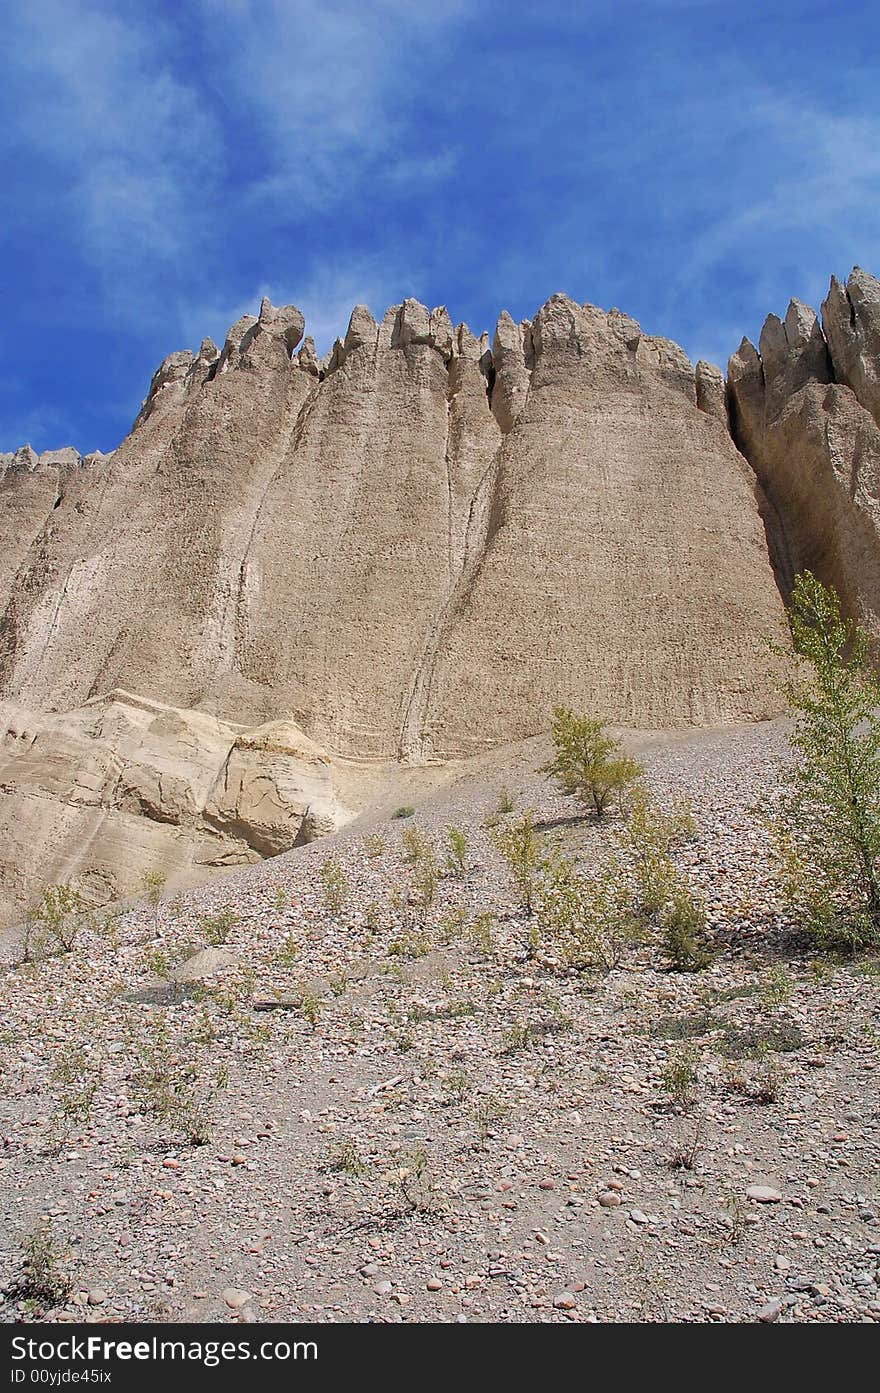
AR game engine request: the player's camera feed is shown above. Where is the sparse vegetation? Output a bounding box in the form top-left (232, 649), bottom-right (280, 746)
top-left (24, 883), bottom-right (91, 958)
top-left (14, 1221), bottom-right (73, 1308)
top-left (49, 1044), bottom-right (101, 1146)
top-left (466, 910), bottom-right (495, 956)
top-left (298, 988), bottom-right (322, 1028)
top-left (320, 858), bottom-right (349, 915)
top-left (329, 1138), bottom-right (366, 1176)
top-left (660, 884), bottom-right (711, 972)
top-left (760, 964), bottom-right (793, 1007)
top-left (388, 927), bottom-right (431, 959)
top-left (131, 1013), bottom-right (228, 1146)
top-left (445, 824), bottom-right (469, 876)
top-left (620, 786), bottom-right (696, 914)
top-left (388, 1145), bottom-right (437, 1211)
top-left (537, 853), bottom-right (643, 973)
top-left (410, 846), bottom-right (440, 926)
top-left (392, 806), bottom-right (415, 820)
top-left (661, 1047), bottom-right (698, 1108)
top-left (471, 1093), bottom-right (506, 1143)
top-left (774, 571), bottom-right (880, 950)
top-left (723, 1046), bottom-right (786, 1103)
top-left (364, 831), bottom-right (387, 857)
top-left (200, 907), bottom-right (239, 946)
top-left (401, 825), bottom-right (428, 863)
top-left (669, 1114), bottom-right (705, 1171)
top-left (141, 870), bottom-right (167, 933)
top-left (542, 707), bottom-right (643, 820)
top-left (493, 810), bottom-right (542, 913)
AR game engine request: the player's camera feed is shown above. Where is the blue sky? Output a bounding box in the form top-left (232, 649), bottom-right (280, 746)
top-left (2, 0), bottom-right (878, 455)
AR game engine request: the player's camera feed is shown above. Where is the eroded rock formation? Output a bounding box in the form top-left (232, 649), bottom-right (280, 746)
top-left (8, 270), bottom-right (879, 925)
top-left (0, 690), bottom-right (346, 928)
top-left (727, 266), bottom-right (880, 645)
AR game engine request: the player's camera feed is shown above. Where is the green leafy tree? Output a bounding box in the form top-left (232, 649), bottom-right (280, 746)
top-left (542, 707), bottom-right (643, 819)
top-left (775, 571), bottom-right (880, 949)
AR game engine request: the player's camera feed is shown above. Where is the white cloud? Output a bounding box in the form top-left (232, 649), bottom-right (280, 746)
top-left (5, 0), bottom-right (469, 342)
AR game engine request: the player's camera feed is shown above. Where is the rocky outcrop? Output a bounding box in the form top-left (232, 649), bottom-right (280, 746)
top-left (12, 277), bottom-right (859, 922)
top-left (727, 267), bottom-right (880, 644)
top-left (0, 292), bottom-right (790, 765)
top-left (0, 690), bottom-right (347, 928)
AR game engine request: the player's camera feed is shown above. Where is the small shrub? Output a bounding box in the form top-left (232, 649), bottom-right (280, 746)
top-left (723, 1046), bottom-right (785, 1104)
top-left (364, 832), bottom-right (387, 858)
top-left (320, 859), bottom-right (348, 915)
top-left (773, 572), bottom-right (880, 950)
top-left (15, 1221), bottom-right (73, 1308)
top-left (467, 911), bottom-right (495, 957)
top-left (438, 906), bottom-right (469, 944)
top-left (141, 869), bottom-right (167, 905)
top-left (620, 786), bottom-right (696, 915)
top-left (471, 1094), bottom-right (506, 1143)
top-left (760, 965), bottom-right (793, 1007)
top-left (200, 908), bottom-right (239, 946)
top-left (141, 946), bottom-right (173, 980)
top-left (275, 932), bottom-right (298, 967)
top-left (669, 1114), bottom-right (705, 1171)
top-left (362, 901), bottom-right (381, 933)
top-left (661, 1048), bottom-right (698, 1108)
top-left (410, 848), bottom-right (440, 926)
top-left (50, 1045), bottom-right (100, 1143)
top-left (661, 885), bottom-right (712, 972)
top-left (445, 824), bottom-right (469, 876)
top-left (388, 928), bottom-right (431, 959)
top-left (501, 1023), bottom-right (533, 1053)
top-left (541, 707), bottom-right (643, 820)
top-left (494, 811), bottom-right (542, 914)
top-left (298, 989), bottom-right (322, 1028)
top-left (389, 1146), bottom-right (436, 1211)
top-left (537, 853), bottom-right (643, 973)
top-left (25, 884), bottom-right (90, 958)
top-left (131, 1013), bottom-right (228, 1146)
top-left (497, 787), bottom-right (515, 815)
top-left (392, 806), bottom-right (415, 820)
top-left (329, 1139), bottom-right (366, 1176)
top-left (401, 825), bottom-right (428, 864)
top-left (442, 1069), bottom-right (470, 1102)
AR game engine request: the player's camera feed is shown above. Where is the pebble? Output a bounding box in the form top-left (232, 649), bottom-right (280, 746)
top-left (222, 1289), bottom-right (253, 1310)
top-left (757, 1298), bottom-right (784, 1322)
top-left (599, 1191), bottom-right (621, 1208)
top-left (746, 1185), bottom-right (783, 1204)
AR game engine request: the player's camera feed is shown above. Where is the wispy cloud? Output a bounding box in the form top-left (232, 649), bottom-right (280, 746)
top-left (2, 0), bottom-right (879, 451)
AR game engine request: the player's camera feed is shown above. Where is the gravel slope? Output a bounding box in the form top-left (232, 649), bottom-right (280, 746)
top-left (1, 718), bottom-right (878, 1324)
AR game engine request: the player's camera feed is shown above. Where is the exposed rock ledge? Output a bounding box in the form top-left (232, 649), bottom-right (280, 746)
top-left (0, 689), bottom-right (351, 928)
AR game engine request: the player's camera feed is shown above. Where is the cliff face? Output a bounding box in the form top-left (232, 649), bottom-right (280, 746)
top-left (727, 267), bottom-right (880, 647)
top-left (9, 270), bottom-right (880, 926)
top-left (0, 290), bottom-right (788, 764)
